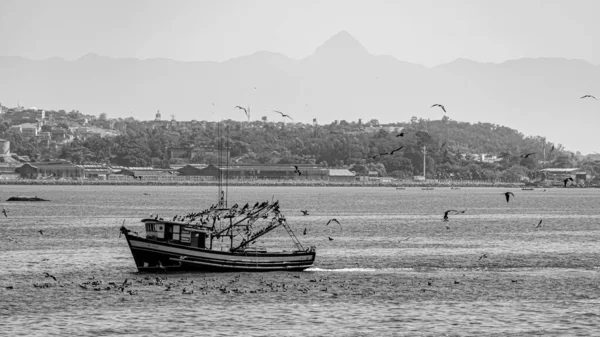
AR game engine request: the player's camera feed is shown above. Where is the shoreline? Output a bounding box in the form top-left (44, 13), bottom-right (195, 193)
top-left (0, 179), bottom-right (526, 188)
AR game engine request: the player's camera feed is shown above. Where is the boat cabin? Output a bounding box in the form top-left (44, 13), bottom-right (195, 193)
top-left (143, 219), bottom-right (209, 249)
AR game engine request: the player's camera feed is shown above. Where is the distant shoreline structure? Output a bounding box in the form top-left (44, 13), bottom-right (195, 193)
top-left (0, 179), bottom-right (527, 188)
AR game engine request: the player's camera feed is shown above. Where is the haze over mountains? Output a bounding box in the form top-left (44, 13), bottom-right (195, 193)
top-left (0, 30), bottom-right (599, 153)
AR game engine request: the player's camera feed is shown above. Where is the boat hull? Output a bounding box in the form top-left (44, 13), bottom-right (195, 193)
top-left (124, 234), bottom-right (316, 272)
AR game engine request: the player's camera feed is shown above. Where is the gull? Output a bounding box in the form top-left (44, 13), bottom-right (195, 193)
top-left (534, 219), bottom-right (543, 228)
top-left (503, 192), bottom-right (515, 203)
top-left (38, 230), bottom-right (44, 235)
top-left (580, 95), bottom-right (597, 100)
top-left (1, 209), bottom-right (7, 217)
top-left (326, 219), bottom-right (342, 229)
top-left (293, 166), bottom-right (302, 175)
top-left (301, 210), bottom-right (309, 216)
top-left (390, 146), bottom-right (404, 155)
top-left (443, 210), bottom-right (457, 221)
top-left (478, 254), bottom-right (488, 261)
top-left (274, 110), bottom-right (293, 120)
top-left (563, 177), bottom-right (573, 187)
top-left (303, 228), bottom-right (307, 235)
top-left (44, 272), bottom-right (57, 282)
top-left (395, 132), bottom-right (406, 137)
top-left (234, 106), bottom-right (248, 114)
top-left (328, 237), bottom-right (334, 241)
top-left (431, 104), bottom-right (446, 113)
top-left (520, 152), bottom-right (536, 158)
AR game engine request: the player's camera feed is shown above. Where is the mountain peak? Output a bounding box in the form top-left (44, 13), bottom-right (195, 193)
top-left (312, 30), bottom-right (370, 58)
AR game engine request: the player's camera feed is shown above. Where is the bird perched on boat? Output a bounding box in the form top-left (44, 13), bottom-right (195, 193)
top-left (443, 210), bottom-right (457, 222)
top-left (431, 104), bottom-right (446, 113)
top-left (293, 166), bottom-right (302, 175)
top-left (38, 230), bottom-right (44, 235)
top-left (564, 177), bottom-right (573, 187)
top-left (503, 192), bottom-right (515, 203)
top-left (274, 110), bottom-right (293, 120)
top-left (520, 152), bottom-right (536, 158)
top-left (534, 219), bottom-right (543, 228)
top-left (44, 272), bottom-right (57, 282)
top-left (580, 94), bottom-right (598, 100)
top-left (1, 208), bottom-right (7, 217)
top-left (301, 210), bottom-right (309, 216)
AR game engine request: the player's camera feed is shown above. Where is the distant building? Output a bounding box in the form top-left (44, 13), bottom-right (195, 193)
top-left (327, 169), bottom-right (355, 182)
top-left (155, 110), bottom-right (162, 121)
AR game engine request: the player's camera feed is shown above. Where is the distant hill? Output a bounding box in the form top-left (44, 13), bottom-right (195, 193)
top-left (1, 30), bottom-right (599, 153)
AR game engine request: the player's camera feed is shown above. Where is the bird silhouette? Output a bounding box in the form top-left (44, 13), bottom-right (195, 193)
top-left (431, 104), bottom-right (446, 113)
top-left (581, 94), bottom-right (598, 100)
top-left (303, 228), bottom-right (307, 235)
top-left (1, 209), bottom-right (7, 217)
top-left (443, 210), bottom-right (457, 221)
top-left (478, 254), bottom-right (488, 261)
top-left (328, 237), bottom-right (334, 241)
top-left (38, 230), bottom-right (44, 235)
top-left (274, 110), bottom-right (293, 120)
top-left (234, 105), bottom-right (248, 114)
top-left (563, 177), bottom-right (573, 187)
top-left (293, 166), bottom-right (302, 175)
top-left (503, 192), bottom-right (515, 202)
top-left (390, 146), bottom-right (404, 155)
top-left (520, 152), bottom-right (536, 158)
top-left (44, 272), bottom-right (57, 282)
top-left (326, 218), bottom-right (342, 229)
top-left (395, 132), bottom-right (406, 137)
top-left (534, 219), bottom-right (543, 228)
top-left (301, 210), bottom-right (309, 216)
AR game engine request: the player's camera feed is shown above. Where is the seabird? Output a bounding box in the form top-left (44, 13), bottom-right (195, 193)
top-left (44, 272), bottom-right (57, 282)
top-left (443, 210), bottom-right (457, 222)
top-left (503, 192), bottom-right (515, 203)
top-left (1, 209), bottom-right (7, 217)
top-left (534, 219), bottom-right (543, 228)
top-left (478, 254), bottom-right (488, 261)
top-left (395, 132), bottom-right (406, 137)
top-left (328, 237), bottom-right (334, 241)
top-left (293, 166), bottom-right (302, 175)
top-left (520, 152), bottom-right (536, 158)
top-left (563, 177), bottom-right (573, 187)
top-left (390, 146), bottom-right (404, 155)
top-left (301, 210), bottom-right (309, 216)
top-left (431, 104), bottom-right (446, 113)
top-left (303, 228), bottom-right (307, 235)
top-left (580, 94), bottom-right (598, 100)
top-left (38, 230), bottom-right (44, 235)
top-left (326, 219), bottom-right (342, 229)
top-left (274, 110), bottom-right (293, 120)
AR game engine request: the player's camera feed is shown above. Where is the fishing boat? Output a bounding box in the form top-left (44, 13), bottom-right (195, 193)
top-left (120, 200), bottom-right (316, 272)
top-left (120, 123), bottom-right (315, 272)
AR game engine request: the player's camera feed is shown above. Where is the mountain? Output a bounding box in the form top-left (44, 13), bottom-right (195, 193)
top-left (0, 31), bottom-right (599, 153)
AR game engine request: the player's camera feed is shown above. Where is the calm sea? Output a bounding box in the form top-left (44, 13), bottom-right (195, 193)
top-left (1, 185), bottom-right (600, 336)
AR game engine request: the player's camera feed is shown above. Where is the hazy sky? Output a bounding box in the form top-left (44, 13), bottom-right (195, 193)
top-left (0, 0), bottom-right (598, 66)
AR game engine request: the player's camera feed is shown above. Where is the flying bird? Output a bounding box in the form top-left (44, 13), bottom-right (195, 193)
top-left (274, 110), bottom-right (293, 120)
top-left (303, 228), bottom-right (307, 235)
top-left (328, 237), bottom-right (334, 241)
top-left (563, 177), bottom-right (573, 187)
top-left (534, 219), bottom-right (543, 228)
top-left (580, 95), bottom-right (598, 100)
top-left (503, 192), bottom-right (515, 203)
top-left (326, 218), bottom-right (342, 229)
top-left (301, 210), bottom-right (309, 216)
top-left (293, 166), bottom-right (302, 175)
top-left (478, 254), bottom-right (488, 261)
top-left (520, 152), bottom-right (536, 158)
top-left (234, 106), bottom-right (248, 114)
top-left (38, 230), bottom-right (44, 235)
top-left (44, 272), bottom-right (57, 282)
top-left (390, 146), bottom-right (404, 155)
top-left (443, 210), bottom-right (457, 221)
top-left (431, 104), bottom-right (446, 113)
top-left (395, 132), bottom-right (406, 137)
top-left (1, 208), bottom-right (7, 217)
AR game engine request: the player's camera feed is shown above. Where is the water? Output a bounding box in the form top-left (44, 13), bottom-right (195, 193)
top-left (1, 185), bottom-right (600, 336)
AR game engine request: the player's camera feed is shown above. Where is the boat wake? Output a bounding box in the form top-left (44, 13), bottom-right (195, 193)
top-left (307, 267), bottom-right (412, 273)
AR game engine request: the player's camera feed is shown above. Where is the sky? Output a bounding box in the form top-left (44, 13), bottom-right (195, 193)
top-left (0, 0), bottom-right (598, 67)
